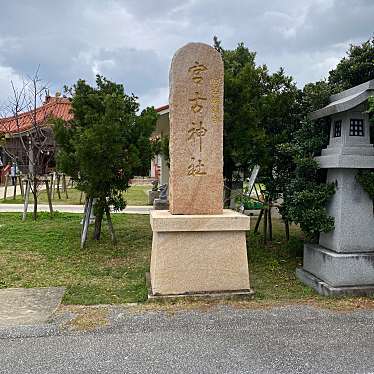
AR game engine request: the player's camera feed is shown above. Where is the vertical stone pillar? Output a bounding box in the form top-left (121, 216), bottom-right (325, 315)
top-left (149, 42), bottom-right (251, 298)
top-left (169, 43), bottom-right (223, 215)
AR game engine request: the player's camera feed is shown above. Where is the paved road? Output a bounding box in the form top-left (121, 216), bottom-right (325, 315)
top-left (1, 304), bottom-right (374, 373)
top-left (0, 204), bottom-right (152, 214)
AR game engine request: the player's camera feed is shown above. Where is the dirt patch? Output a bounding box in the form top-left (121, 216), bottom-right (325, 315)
top-left (104, 258), bottom-right (127, 268)
top-left (125, 297), bottom-right (374, 314)
top-left (62, 305), bottom-right (110, 331)
top-left (308, 297), bottom-right (374, 312)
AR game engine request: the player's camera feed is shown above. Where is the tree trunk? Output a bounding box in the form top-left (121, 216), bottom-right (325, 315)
top-left (93, 199), bottom-right (104, 240)
top-left (32, 176), bottom-right (38, 220)
top-left (13, 178), bottom-right (17, 200)
top-left (56, 174), bottom-right (61, 200)
top-left (51, 172), bottom-right (55, 200)
top-left (45, 179), bottom-right (53, 216)
top-left (79, 191), bottom-right (84, 204)
top-left (263, 207), bottom-right (268, 244)
top-left (268, 200), bottom-right (273, 242)
top-left (62, 174), bottom-right (68, 199)
top-left (285, 219), bottom-right (290, 241)
top-left (104, 204), bottom-right (117, 245)
top-left (223, 159), bottom-right (234, 209)
top-left (18, 176), bottom-right (24, 198)
top-left (224, 177), bottom-right (233, 208)
top-left (3, 175), bottom-right (8, 200)
top-left (22, 180), bottom-right (31, 221)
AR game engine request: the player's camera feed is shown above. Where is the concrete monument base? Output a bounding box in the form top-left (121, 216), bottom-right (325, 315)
top-left (303, 244), bottom-right (374, 287)
top-left (297, 243), bottom-right (374, 296)
top-left (296, 268), bottom-right (374, 297)
top-left (149, 210), bottom-right (251, 296)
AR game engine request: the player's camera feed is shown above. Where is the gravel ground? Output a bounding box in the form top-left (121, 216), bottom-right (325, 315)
top-left (1, 304), bottom-right (374, 373)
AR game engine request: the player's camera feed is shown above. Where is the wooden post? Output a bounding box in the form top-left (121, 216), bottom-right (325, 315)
top-left (62, 174), bottom-right (68, 199)
top-left (263, 207), bottom-right (268, 244)
top-left (61, 174), bottom-right (65, 192)
top-left (285, 220), bottom-right (290, 241)
top-left (45, 179), bottom-right (53, 215)
top-left (79, 191), bottom-right (84, 204)
top-left (93, 202), bottom-right (104, 241)
top-left (81, 197), bottom-right (93, 249)
top-left (32, 176), bottom-right (38, 221)
top-left (51, 172), bottom-right (55, 200)
top-left (3, 175), bottom-right (8, 200)
top-left (18, 176), bottom-right (24, 198)
top-left (254, 208), bottom-right (263, 233)
top-left (81, 199), bottom-right (88, 236)
top-left (13, 177), bottom-right (17, 200)
top-left (22, 180), bottom-right (31, 221)
top-left (268, 202), bottom-right (273, 242)
top-left (105, 204), bottom-right (117, 245)
top-left (56, 174), bottom-right (61, 200)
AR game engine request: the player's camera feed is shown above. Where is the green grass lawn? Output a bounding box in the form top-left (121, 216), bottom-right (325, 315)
top-left (1, 185), bottom-right (151, 206)
top-left (0, 211), bottom-right (321, 305)
top-left (0, 213), bottom-right (151, 304)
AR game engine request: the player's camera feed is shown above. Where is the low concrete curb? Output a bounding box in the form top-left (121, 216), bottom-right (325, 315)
top-left (296, 268), bottom-right (374, 296)
top-left (0, 323), bottom-right (61, 340)
top-left (0, 287), bottom-right (66, 327)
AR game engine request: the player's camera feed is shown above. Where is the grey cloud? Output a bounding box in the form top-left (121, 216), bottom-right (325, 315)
top-left (92, 47), bottom-right (169, 96)
top-left (0, 0), bottom-right (372, 108)
top-left (118, 0), bottom-right (187, 18)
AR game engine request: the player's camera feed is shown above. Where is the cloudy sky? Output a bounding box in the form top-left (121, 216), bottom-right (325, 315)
top-left (0, 0), bottom-right (372, 110)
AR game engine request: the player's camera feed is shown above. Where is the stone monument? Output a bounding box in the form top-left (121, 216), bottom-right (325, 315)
top-left (297, 79), bottom-right (374, 296)
top-left (149, 42), bottom-right (252, 297)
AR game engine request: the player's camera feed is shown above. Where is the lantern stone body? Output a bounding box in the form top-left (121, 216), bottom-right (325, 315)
top-left (297, 80), bottom-right (374, 295)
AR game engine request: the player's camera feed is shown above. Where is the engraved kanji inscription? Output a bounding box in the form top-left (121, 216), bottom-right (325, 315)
top-left (189, 92), bottom-right (207, 113)
top-left (188, 61), bottom-right (208, 84)
top-left (188, 121), bottom-right (207, 152)
top-left (187, 157), bottom-right (207, 176)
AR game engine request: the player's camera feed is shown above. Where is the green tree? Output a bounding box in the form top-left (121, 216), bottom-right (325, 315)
top-left (215, 39), bottom-right (300, 201)
top-left (214, 38), bottom-right (267, 188)
top-left (215, 38), bottom-right (301, 240)
top-left (257, 67), bottom-right (301, 200)
top-left (301, 80), bottom-right (332, 115)
top-left (328, 36), bottom-right (374, 91)
top-left (53, 76), bottom-right (157, 244)
top-left (281, 37), bottom-right (374, 240)
top-left (280, 119), bottom-right (335, 241)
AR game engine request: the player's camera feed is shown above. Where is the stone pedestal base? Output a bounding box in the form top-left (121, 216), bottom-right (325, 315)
top-left (297, 243), bottom-right (374, 296)
top-left (296, 269), bottom-right (374, 297)
top-left (150, 210), bottom-right (251, 296)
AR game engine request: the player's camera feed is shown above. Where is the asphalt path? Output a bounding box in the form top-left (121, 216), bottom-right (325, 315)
top-left (1, 304), bottom-right (374, 373)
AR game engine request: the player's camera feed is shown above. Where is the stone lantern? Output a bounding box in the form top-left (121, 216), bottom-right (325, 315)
top-left (297, 79), bottom-right (374, 296)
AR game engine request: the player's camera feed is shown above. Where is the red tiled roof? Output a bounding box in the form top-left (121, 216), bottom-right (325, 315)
top-left (1, 100), bottom-right (168, 134)
top-left (0, 97), bottom-right (73, 134)
top-left (156, 104), bottom-right (169, 112)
